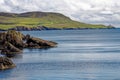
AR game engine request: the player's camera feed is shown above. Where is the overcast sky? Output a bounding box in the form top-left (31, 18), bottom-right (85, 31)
top-left (0, 0), bottom-right (120, 27)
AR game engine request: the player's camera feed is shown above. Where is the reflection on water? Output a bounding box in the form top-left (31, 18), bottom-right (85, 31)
top-left (4, 54), bottom-right (23, 58)
top-left (1, 29), bottom-right (120, 80)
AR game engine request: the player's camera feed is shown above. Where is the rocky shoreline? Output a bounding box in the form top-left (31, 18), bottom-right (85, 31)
top-left (0, 30), bottom-right (57, 70)
top-left (0, 26), bottom-right (115, 31)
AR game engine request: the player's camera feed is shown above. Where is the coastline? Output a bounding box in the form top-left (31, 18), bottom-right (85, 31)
top-left (0, 26), bottom-right (116, 31)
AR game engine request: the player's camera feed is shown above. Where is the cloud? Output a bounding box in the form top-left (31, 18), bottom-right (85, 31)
top-left (0, 0), bottom-right (120, 27)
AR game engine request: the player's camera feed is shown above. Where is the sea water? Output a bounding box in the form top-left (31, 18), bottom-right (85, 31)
top-left (0, 29), bottom-right (120, 80)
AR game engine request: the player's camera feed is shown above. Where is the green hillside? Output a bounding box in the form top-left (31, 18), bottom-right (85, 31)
top-left (0, 12), bottom-right (114, 30)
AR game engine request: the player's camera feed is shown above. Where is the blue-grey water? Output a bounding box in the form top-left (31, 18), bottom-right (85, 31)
top-left (1, 29), bottom-right (120, 80)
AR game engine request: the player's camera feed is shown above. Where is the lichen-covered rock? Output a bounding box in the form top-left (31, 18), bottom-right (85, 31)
top-left (0, 57), bottom-right (16, 70)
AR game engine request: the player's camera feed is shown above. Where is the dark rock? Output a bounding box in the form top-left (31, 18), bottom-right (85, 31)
top-left (0, 30), bottom-right (57, 55)
top-left (9, 26), bottom-right (31, 31)
top-left (0, 29), bottom-right (6, 31)
top-left (26, 37), bottom-right (57, 48)
top-left (25, 34), bottom-right (31, 40)
top-left (0, 57), bottom-right (16, 70)
top-left (0, 30), bottom-right (26, 49)
top-left (1, 42), bottom-right (22, 55)
top-left (8, 26), bottom-right (62, 31)
top-left (0, 30), bottom-right (57, 70)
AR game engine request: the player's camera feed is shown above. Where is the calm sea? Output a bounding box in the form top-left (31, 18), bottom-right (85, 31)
top-left (0, 29), bottom-right (120, 80)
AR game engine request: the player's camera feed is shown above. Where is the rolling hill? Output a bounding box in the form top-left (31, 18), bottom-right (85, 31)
top-left (0, 11), bottom-right (114, 30)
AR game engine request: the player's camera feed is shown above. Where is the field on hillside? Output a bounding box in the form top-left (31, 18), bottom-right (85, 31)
top-left (0, 13), bottom-right (111, 30)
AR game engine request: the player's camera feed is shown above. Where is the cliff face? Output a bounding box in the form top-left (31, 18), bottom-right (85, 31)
top-left (0, 11), bottom-right (115, 30)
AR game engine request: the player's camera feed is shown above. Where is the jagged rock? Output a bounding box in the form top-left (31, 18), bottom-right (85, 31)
top-left (0, 57), bottom-right (16, 70)
top-left (6, 30), bottom-right (26, 48)
top-left (0, 30), bottom-right (57, 70)
top-left (1, 42), bottom-right (22, 55)
top-left (0, 30), bottom-right (26, 49)
top-left (26, 37), bottom-right (57, 48)
top-left (0, 30), bottom-right (57, 56)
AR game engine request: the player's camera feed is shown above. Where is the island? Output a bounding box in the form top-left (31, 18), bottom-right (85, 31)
top-left (0, 11), bottom-right (115, 31)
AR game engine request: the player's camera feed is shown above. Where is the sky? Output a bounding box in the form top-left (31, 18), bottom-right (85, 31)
top-left (0, 0), bottom-right (120, 27)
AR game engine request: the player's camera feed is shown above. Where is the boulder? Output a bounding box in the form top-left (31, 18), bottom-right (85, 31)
top-left (0, 57), bottom-right (16, 70)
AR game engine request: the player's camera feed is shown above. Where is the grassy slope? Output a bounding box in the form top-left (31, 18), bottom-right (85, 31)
top-left (0, 12), bottom-right (112, 30)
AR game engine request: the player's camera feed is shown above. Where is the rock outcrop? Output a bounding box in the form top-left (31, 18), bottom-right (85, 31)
top-left (0, 30), bottom-right (26, 49)
top-left (0, 57), bottom-right (16, 70)
top-left (26, 37), bottom-right (57, 48)
top-left (1, 42), bottom-right (22, 56)
top-left (0, 30), bottom-right (57, 56)
top-left (0, 30), bottom-right (57, 70)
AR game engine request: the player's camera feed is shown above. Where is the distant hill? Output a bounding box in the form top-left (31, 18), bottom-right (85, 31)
top-left (0, 11), bottom-right (114, 30)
